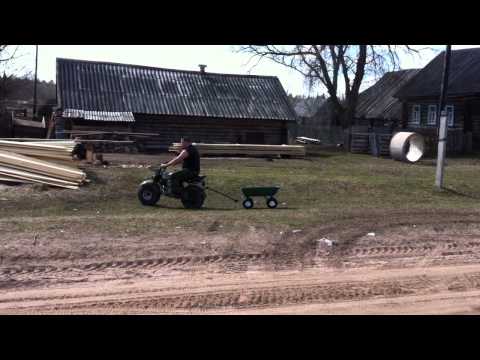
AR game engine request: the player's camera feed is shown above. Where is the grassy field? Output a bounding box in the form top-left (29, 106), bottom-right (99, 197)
top-left (2, 151), bottom-right (480, 238)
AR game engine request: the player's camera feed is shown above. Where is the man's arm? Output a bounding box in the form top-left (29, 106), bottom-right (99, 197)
top-left (161, 149), bottom-right (189, 168)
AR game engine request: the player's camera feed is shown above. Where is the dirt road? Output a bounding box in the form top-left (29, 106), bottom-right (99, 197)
top-left (3, 228), bottom-right (480, 314)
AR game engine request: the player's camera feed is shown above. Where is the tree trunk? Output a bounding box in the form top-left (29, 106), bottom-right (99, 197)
top-left (340, 106), bottom-right (355, 152)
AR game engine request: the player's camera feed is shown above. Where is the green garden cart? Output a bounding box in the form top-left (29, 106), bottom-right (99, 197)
top-left (241, 186), bottom-right (280, 209)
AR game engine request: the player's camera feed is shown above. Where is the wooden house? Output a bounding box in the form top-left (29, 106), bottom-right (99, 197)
top-left (55, 58), bottom-right (297, 151)
top-left (395, 48), bottom-right (480, 154)
top-left (299, 70), bottom-right (419, 147)
top-left (350, 69), bottom-right (420, 154)
top-left (355, 69), bottom-right (420, 127)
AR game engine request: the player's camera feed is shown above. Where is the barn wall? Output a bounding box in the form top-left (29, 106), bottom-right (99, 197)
top-left (400, 97), bottom-right (480, 152)
top-left (0, 111), bottom-right (13, 137)
top-left (71, 119), bottom-right (133, 133)
top-left (132, 114), bottom-right (289, 150)
top-left (470, 99), bottom-right (480, 146)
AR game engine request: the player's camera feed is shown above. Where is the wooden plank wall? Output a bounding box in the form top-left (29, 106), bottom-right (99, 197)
top-left (13, 126), bottom-right (46, 139)
top-left (71, 120), bottom-right (132, 134)
top-left (405, 127), bottom-right (465, 156)
top-left (470, 100), bottom-right (480, 148)
top-left (0, 111), bottom-right (13, 138)
top-left (351, 126), bottom-right (465, 157)
top-left (406, 101), bottom-right (466, 130)
top-left (350, 126), bottom-right (370, 154)
top-left (133, 114), bottom-right (288, 150)
top-left (291, 124), bottom-right (344, 145)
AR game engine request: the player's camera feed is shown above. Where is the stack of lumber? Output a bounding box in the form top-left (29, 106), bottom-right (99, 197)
top-left (0, 140), bottom-right (76, 162)
top-left (0, 140), bottom-right (87, 189)
top-left (169, 143), bottom-right (306, 158)
top-left (61, 130), bottom-right (159, 137)
top-left (295, 137), bottom-right (323, 156)
top-left (295, 136), bottom-right (322, 145)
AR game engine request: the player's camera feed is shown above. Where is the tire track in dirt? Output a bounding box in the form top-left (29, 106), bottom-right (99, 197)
top-left (0, 253), bottom-right (276, 277)
top-left (0, 277), bottom-right (427, 313)
top-left (4, 240), bottom-right (480, 281)
top-left (12, 269), bottom-right (480, 314)
top-left (334, 241), bottom-right (480, 258)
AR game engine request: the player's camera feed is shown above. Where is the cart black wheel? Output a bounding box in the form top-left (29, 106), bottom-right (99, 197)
top-left (138, 182), bottom-right (161, 206)
top-left (243, 198), bottom-right (254, 209)
top-left (266, 197), bottom-right (278, 209)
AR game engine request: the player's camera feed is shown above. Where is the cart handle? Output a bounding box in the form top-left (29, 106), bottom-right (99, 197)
top-left (205, 187), bottom-right (239, 202)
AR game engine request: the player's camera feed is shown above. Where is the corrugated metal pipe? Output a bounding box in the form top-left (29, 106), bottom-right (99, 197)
top-left (389, 131), bottom-right (425, 163)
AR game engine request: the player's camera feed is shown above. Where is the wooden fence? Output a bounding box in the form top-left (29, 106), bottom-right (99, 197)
top-left (350, 126), bottom-right (468, 157)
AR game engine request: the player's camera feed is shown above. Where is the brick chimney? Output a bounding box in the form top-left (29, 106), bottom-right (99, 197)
top-left (199, 64), bottom-right (207, 74)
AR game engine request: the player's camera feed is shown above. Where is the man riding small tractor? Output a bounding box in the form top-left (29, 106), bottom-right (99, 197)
top-left (137, 137), bottom-right (206, 209)
top-left (138, 137), bottom-right (282, 210)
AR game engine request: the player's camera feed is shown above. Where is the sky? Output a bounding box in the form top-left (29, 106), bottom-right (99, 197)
top-left (4, 45), bottom-right (480, 97)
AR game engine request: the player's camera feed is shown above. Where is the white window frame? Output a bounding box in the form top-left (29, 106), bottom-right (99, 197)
top-left (446, 105), bottom-right (454, 127)
top-left (410, 104), bottom-right (421, 125)
top-left (427, 105), bottom-right (437, 126)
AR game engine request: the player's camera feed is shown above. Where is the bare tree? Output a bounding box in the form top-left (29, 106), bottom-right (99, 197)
top-left (0, 46), bottom-right (18, 104)
top-left (0, 45), bottom-right (18, 67)
top-left (240, 45), bottom-right (421, 149)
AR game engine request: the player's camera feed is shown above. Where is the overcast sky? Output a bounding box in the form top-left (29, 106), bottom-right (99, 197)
top-left (6, 45), bottom-right (480, 96)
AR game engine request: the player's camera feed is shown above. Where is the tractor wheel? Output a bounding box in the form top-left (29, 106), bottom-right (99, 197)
top-left (242, 198), bottom-right (254, 209)
top-left (181, 185), bottom-right (205, 209)
top-left (138, 182), bottom-right (161, 206)
top-left (266, 197), bottom-right (278, 209)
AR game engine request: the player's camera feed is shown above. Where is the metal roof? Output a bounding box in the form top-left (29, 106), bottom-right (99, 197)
top-left (56, 58), bottom-right (297, 122)
top-left (395, 48), bottom-right (480, 99)
top-left (356, 69), bottom-right (420, 120)
top-left (63, 109), bottom-right (135, 122)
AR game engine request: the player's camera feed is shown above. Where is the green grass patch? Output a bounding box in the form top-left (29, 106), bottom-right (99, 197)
top-left (2, 151), bottom-right (480, 235)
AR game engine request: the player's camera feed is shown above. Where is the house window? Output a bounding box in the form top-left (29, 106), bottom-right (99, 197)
top-left (427, 105), bottom-right (437, 126)
top-left (410, 105), bottom-right (421, 125)
top-left (446, 105), bottom-right (454, 127)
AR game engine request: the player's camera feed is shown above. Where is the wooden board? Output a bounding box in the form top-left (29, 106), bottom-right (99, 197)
top-left (0, 150), bottom-right (86, 182)
top-left (0, 166), bottom-right (80, 187)
top-left (0, 140), bottom-right (74, 162)
top-left (0, 175), bottom-right (33, 184)
top-left (13, 118), bottom-right (45, 128)
top-left (169, 143), bottom-right (305, 158)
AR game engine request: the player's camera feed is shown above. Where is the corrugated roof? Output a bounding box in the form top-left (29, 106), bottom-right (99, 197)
top-left (356, 69), bottom-right (420, 120)
top-left (63, 109), bottom-right (135, 122)
top-left (395, 48), bottom-right (480, 99)
top-left (56, 58), bottom-right (297, 122)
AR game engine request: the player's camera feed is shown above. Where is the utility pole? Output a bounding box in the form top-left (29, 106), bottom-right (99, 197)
top-left (435, 45), bottom-right (452, 189)
top-left (33, 45), bottom-right (38, 119)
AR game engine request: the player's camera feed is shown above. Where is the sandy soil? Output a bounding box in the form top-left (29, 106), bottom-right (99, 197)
top-left (3, 218), bottom-right (480, 314)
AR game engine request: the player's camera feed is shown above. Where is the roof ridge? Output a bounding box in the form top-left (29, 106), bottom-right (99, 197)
top-left (56, 57), bottom-right (280, 80)
top-left (394, 48), bottom-right (480, 99)
top-left (451, 47), bottom-right (480, 53)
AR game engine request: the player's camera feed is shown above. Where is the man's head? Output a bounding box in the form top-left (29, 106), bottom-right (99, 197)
top-left (180, 137), bottom-right (193, 149)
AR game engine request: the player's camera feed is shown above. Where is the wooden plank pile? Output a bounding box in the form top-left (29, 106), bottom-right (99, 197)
top-left (57, 130), bottom-right (158, 153)
top-left (295, 136), bottom-right (322, 145)
top-left (169, 143), bottom-right (306, 158)
top-left (0, 140), bottom-right (87, 189)
top-left (61, 130), bottom-right (160, 138)
top-left (0, 140), bottom-right (76, 162)
top-left (295, 137), bottom-right (323, 156)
